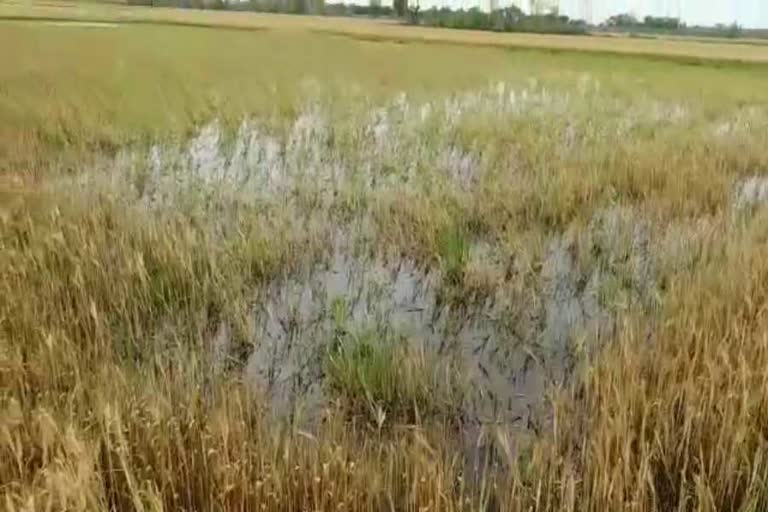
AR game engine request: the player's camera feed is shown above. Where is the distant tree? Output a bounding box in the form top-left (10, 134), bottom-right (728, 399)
top-left (502, 5), bottom-right (525, 25)
top-left (393, 0), bottom-right (408, 18)
top-left (726, 22), bottom-right (743, 38)
top-left (286, 0), bottom-right (301, 13)
top-left (466, 7), bottom-right (486, 29)
top-left (369, 0), bottom-right (382, 17)
top-left (605, 13), bottom-right (638, 27)
top-left (643, 15), bottom-right (681, 30)
top-left (417, 4), bottom-right (585, 34)
top-left (407, 1), bottom-right (420, 24)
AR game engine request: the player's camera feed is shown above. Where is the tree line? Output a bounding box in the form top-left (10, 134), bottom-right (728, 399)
top-left (603, 13), bottom-right (743, 38)
top-left (128, 0), bottom-right (588, 35)
top-left (415, 6), bottom-right (587, 34)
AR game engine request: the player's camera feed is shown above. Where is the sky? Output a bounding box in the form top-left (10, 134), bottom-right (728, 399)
top-left (375, 0), bottom-right (767, 28)
top-left (556, 0), bottom-right (766, 28)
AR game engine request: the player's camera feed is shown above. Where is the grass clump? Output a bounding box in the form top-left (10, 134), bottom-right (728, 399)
top-left (438, 223), bottom-right (470, 287)
top-left (325, 304), bottom-right (463, 427)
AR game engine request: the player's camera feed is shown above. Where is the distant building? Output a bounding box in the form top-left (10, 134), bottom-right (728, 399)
top-left (580, 0), bottom-right (593, 23)
top-left (499, 0), bottom-right (558, 15)
top-left (531, 0), bottom-right (558, 15)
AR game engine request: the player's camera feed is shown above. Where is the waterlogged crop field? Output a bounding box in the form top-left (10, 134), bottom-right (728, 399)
top-left (4, 6), bottom-right (768, 512)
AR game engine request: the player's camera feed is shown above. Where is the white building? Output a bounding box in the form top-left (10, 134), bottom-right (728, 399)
top-left (532, 0), bottom-right (560, 14)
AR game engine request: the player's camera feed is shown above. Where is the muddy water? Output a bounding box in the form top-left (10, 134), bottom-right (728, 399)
top-left (735, 176), bottom-right (768, 209)
top-left (207, 224), bottom-right (650, 478)
top-left (234, 213), bottom-right (653, 433)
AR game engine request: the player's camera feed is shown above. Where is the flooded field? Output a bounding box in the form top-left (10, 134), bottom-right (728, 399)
top-left (53, 82), bottom-right (766, 482)
top-left (5, 10), bottom-right (768, 511)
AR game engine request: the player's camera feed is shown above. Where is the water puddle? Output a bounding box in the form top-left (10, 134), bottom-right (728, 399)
top-left (734, 176), bottom-right (768, 209)
top-left (234, 209), bottom-right (657, 435)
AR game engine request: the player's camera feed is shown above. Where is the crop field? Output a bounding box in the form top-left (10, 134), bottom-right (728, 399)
top-left (5, 0), bottom-right (768, 62)
top-left (3, 2), bottom-right (768, 511)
